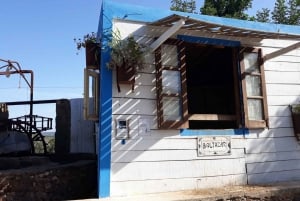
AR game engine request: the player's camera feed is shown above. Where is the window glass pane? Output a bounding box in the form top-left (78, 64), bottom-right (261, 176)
top-left (162, 97), bottom-right (181, 121)
top-left (162, 70), bottom-right (181, 94)
top-left (247, 99), bottom-right (263, 120)
top-left (161, 45), bottom-right (178, 67)
top-left (246, 75), bottom-right (262, 96)
top-left (243, 52), bottom-right (260, 73)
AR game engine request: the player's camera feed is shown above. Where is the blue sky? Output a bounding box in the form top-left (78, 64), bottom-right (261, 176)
top-left (0, 0), bottom-right (275, 121)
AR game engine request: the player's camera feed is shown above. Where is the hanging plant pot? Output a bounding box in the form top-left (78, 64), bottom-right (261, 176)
top-left (290, 104), bottom-right (300, 141)
top-left (116, 65), bottom-right (135, 92)
top-left (85, 42), bottom-right (100, 69)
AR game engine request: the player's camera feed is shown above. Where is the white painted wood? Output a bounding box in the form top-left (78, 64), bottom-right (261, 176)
top-left (246, 159), bottom-right (300, 174)
top-left (112, 84), bottom-right (156, 99)
top-left (268, 116), bottom-right (292, 128)
top-left (111, 174), bottom-right (247, 196)
top-left (112, 98), bottom-right (156, 115)
top-left (247, 169), bottom-right (300, 185)
top-left (196, 174), bottom-right (247, 189)
top-left (266, 84), bottom-right (300, 96)
top-left (264, 61), bottom-right (300, 72)
top-left (267, 95), bottom-right (300, 106)
top-left (246, 137), bottom-right (300, 154)
top-left (246, 151), bottom-right (300, 163)
top-left (263, 42), bottom-right (300, 61)
top-left (265, 71), bottom-right (300, 84)
top-left (111, 158), bottom-right (246, 181)
top-left (111, 178), bottom-right (197, 196)
top-left (111, 148), bottom-right (245, 163)
top-left (268, 105), bottom-right (291, 117)
top-left (112, 114), bottom-right (157, 129)
top-left (246, 128), bottom-right (295, 138)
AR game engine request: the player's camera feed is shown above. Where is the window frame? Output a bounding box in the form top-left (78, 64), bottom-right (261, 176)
top-left (240, 48), bottom-right (269, 128)
top-left (155, 39), bottom-right (189, 129)
top-left (83, 68), bottom-right (99, 121)
top-left (155, 40), bottom-right (269, 130)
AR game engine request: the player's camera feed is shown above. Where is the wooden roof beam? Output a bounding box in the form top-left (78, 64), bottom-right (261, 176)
top-left (150, 18), bottom-right (186, 52)
top-left (263, 41), bottom-right (300, 62)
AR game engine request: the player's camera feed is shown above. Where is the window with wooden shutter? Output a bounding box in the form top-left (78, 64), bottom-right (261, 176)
top-left (155, 39), bottom-right (188, 129)
top-left (240, 48), bottom-right (268, 128)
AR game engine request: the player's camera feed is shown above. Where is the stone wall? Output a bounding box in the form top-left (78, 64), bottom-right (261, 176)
top-left (0, 160), bottom-right (96, 201)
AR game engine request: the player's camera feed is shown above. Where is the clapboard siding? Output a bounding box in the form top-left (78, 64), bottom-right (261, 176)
top-left (111, 158), bottom-right (246, 181)
top-left (265, 71), bottom-right (300, 84)
top-left (246, 128), bottom-right (294, 138)
top-left (109, 20), bottom-right (300, 196)
top-left (265, 61), bottom-right (300, 72)
top-left (247, 169), bottom-right (300, 184)
top-left (268, 95), bottom-right (300, 106)
top-left (246, 137), bottom-right (300, 154)
top-left (111, 174), bottom-right (247, 196)
top-left (247, 159), bottom-right (300, 174)
top-left (111, 148), bottom-right (245, 163)
top-left (246, 151), bottom-right (300, 163)
top-left (266, 84), bottom-right (300, 96)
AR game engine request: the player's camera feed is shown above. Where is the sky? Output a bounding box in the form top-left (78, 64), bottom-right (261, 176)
top-left (0, 0), bottom-right (275, 127)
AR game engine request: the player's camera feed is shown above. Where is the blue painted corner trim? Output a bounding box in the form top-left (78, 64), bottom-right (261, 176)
top-left (180, 128), bottom-right (249, 136)
top-left (178, 35), bottom-right (241, 47)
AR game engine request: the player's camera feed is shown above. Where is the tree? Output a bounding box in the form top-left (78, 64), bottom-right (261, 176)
top-left (255, 8), bottom-right (271, 22)
top-left (170, 0), bottom-right (196, 13)
top-left (271, 0), bottom-right (300, 25)
top-left (200, 0), bottom-right (252, 20)
top-left (272, 0), bottom-right (288, 24)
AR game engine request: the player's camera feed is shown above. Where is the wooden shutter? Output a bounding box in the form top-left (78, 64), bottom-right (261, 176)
top-left (240, 48), bottom-right (268, 128)
top-left (155, 39), bottom-right (188, 129)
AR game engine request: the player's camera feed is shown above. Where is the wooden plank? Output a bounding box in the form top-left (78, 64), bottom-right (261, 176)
top-left (111, 158), bottom-right (246, 181)
top-left (269, 116), bottom-right (292, 128)
top-left (267, 95), bottom-right (300, 106)
top-left (265, 71), bottom-right (300, 84)
top-left (189, 114), bottom-right (236, 121)
top-left (246, 137), bottom-right (300, 154)
top-left (111, 148), bottom-right (245, 163)
top-left (263, 42), bottom-right (300, 62)
top-left (246, 159), bottom-right (300, 174)
top-left (266, 84), bottom-right (300, 96)
top-left (112, 98), bottom-right (156, 115)
top-left (112, 136), bottom-right (245, 151)
top-left (112, 114), bottom-right (157, 130)
top-left (268, 105), bottom-right (291, 117)
top-left (246, 127), bottom-right (295, 138)
top-left (264, 61), bottom-right (300, 72)
top-left (111, 178), bottom-right (196, 196)
top-left (246, 151), bottom-right (300, 163)
top-left (112, 85), bottom-right (156, 99)
top-left (111, 174), bottom-right (247, 196)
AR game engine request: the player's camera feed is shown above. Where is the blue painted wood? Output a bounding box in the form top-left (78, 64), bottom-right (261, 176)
top-left (98, 2), bottom-right (112, 198)
top-left (178, 35), bottom-right (241, 47)
top-left (104, 0), bottom-right (300, 36)
top-left (180, 129), bottom-right (249, 136)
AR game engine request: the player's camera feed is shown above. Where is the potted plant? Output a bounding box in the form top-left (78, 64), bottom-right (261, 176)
top-left (74, 32), bottom-right (100, 69)
top-left (290, 104), bottom-right (300, 141)
top-left (107, 31), bottom-right (146, 92)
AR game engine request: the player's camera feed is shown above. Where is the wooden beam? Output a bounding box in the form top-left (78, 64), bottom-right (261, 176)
top-left (188, 114), bottom-right (236, 121)
top-left (263, 41), bottom-right (300, 62)
top-left (150, 18), bottom-right (186, 52)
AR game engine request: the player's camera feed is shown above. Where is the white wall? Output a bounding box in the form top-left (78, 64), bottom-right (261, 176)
top-left (110, 20), bottom-right (300, 196)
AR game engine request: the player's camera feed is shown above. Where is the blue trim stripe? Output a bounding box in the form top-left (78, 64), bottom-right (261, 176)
top-left (98, 1), bottom-right (112, 198)
top-left (178, 35), bottom-right (241, 47)
top-left (180, 129), bottom-right (249, 136)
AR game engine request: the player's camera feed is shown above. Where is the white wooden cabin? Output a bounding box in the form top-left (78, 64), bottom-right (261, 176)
top-left (90, 0), bottom-right (300, 198)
